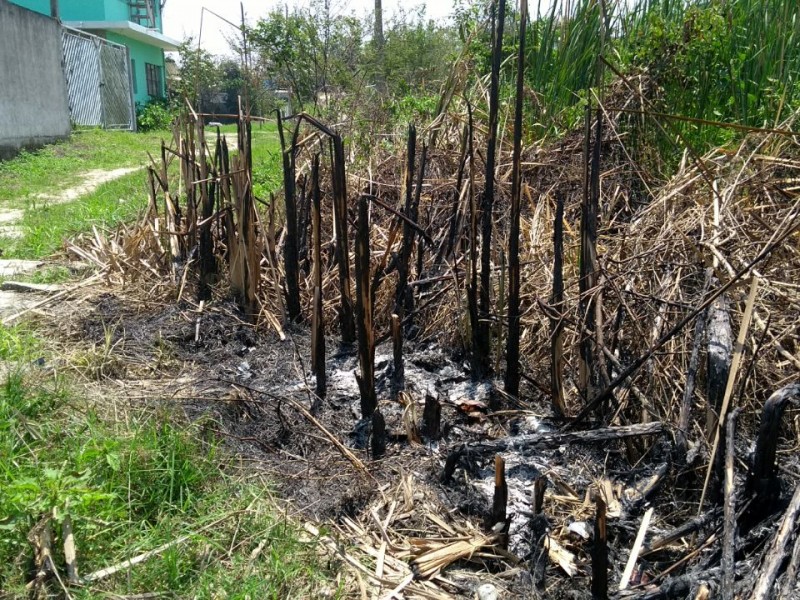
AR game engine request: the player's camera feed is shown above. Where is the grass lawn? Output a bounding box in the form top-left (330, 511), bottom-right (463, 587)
top-left (0, 124), bottom-right (282, 260)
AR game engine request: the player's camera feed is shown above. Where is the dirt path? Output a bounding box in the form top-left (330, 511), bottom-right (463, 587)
top-left (0, 166), bottom-right (141, 239)
top-left (0, 167), bottom-right (141, 318)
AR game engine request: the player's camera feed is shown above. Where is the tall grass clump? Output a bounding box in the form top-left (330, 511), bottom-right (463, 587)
top-left (623, 0), bottom-right (800, 149)
top-left (475, 0), bottom-right (799, 157)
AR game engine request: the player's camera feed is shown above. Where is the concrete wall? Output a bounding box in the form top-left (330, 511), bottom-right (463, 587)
top-left (0, 0), bottom-right (71, 159)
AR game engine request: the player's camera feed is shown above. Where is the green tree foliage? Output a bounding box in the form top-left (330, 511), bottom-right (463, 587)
top-left (377, 8), bottom-right (460, 98)
top-left (174, 39), bottom-right (221, 112)
top-left (249, 1), bottom-right (364, 111)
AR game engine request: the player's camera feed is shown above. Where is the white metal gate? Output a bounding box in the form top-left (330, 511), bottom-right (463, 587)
top-left (61, 27), bottom-right (135, 130)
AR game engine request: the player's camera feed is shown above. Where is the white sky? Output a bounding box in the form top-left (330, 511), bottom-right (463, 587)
top-left (162, 0), bottom-right (458, 58)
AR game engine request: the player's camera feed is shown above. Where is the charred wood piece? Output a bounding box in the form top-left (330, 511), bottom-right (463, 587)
top-left (592, 495), bottom-right (608, 600)
top-left (442, 422), bottom-right (664, 482)
top-left (421, 393), bottom-right (441, 441)
top-left (747, 384), bottom-right (800, 512)
top-left (491, 454), bottom-right (508, 531)
top-left (371, 409), bottom-right (386, 459)
top-left (749, 482), bottom-right (800, 600)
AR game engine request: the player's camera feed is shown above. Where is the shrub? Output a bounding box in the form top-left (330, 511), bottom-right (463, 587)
top-left (136, 98), bottom-right (176, 131)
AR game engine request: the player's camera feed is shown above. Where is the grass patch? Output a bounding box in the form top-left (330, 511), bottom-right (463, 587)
top-left (0, 322), bottom-right (338, 598)
top-left (0, 124), bottom-right (282, 260)
top-left (0, 170), bottom-right (150, 259)
top-left (0, 129), bottom-right (168, 210)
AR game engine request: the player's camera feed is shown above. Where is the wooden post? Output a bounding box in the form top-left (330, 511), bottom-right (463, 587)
top-left (50, 0), bottom-right (59, 19)
top-left (311, 155), bottom-right (326, 404)
top-left (504, 0), bottom-right (527, 399)
top-left (551, 193), bottom-right (566, 417)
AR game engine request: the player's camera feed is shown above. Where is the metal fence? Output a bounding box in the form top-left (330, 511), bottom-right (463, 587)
top-left (61, 27), bottom-right (135, 130)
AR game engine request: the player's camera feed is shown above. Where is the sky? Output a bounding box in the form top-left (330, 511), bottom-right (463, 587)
top-left (162, 0), bottom-right (457, 58)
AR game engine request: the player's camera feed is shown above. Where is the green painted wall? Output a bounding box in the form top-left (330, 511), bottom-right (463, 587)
top-left (8, 0), bottom-right (54, 16)
top-left (9, 1), bottom-right (161, 29)
top-left (107, 32), bottom-right (165, 105)
top-left (12, 0), bottom-right (106, 20)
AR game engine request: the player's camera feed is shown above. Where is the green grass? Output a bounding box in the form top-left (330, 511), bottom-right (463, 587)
top-left (0, 129), bottom-right (167, 210)
top-left (0, 323), bottom-right (338, 598)
top-left (0, 170), bottom-right (151, 259)
top-left (0, 123), bottom-right (282, 260)
top-left (468, 0), bottom-right (800, 168)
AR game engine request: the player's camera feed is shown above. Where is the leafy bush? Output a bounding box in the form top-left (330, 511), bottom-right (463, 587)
top-left (136, 98), bottom-right (175, 131)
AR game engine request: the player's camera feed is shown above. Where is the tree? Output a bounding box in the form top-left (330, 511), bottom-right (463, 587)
top-left (249, 1), bottom-right (364, 112)
top-left (174, 39), bottom-right (220, 112)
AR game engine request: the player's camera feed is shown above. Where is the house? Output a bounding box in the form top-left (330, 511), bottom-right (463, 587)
top-left (8, 0), bottom-right (179, 106)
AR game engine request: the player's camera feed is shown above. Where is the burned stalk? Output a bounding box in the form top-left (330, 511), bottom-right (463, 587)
top-left (355, 194), bottom-right (377, 419)
top-left (491, 454), bottom-right (508, 534)
top-left (197, 121), bottom-right (216, 300)
top-left (311, 155), bottom-right (326, 404)
top-left (551, 193), bottom-right (567, 417)
top-left (465, 101), bottom-right (482, 379)
top-left (393, 124), bottom-right (417, 389)
top-left (276, 110), bottom-right (302, 322)
top-left (396, 124), bottom-right (417, 321)
top-left (592, 495), bottom-right (608, 600)
top-left (477, 0), bottom-right (506, 379)
top-left (331, 134), bottom-right (356, 344)
top-left (504, 0), bottom-right (527, 398)
top-left (579, 103), bottom-right (603, 412)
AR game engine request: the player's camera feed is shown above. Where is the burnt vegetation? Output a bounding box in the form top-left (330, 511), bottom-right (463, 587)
top-left (60, 0), bottom-right (800, 597)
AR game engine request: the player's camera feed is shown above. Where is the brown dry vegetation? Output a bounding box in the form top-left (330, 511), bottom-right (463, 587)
top-left (50, 29), bottom-right (800, 600)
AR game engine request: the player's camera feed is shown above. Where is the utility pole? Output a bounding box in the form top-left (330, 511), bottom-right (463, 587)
top-left (50, 0), bottom-right (59, 20)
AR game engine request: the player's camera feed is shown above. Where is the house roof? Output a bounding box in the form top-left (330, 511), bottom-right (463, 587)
top-left (63, 20), bottom-right (180, 51)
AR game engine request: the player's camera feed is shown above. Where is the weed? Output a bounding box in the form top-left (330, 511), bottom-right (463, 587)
top-left (0, 323), bottom-right (336, 597)
top-left (0, 323), bottom-right (41, 362)
top-left (69, 323), bottom-right (126, 381)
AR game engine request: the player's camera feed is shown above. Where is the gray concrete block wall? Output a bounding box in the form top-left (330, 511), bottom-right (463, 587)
top-left (0, 0), bottom-right (72, 159)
